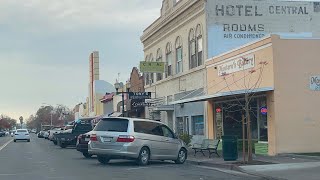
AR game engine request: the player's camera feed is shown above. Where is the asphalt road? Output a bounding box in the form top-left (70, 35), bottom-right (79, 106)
top-left (0, 134), bottom-right (263, 180)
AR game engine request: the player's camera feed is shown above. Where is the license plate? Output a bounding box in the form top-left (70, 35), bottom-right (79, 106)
top-left (85, 138), bottom-right (90, 141)
top-left (101, 137), bottom-right (112, 142)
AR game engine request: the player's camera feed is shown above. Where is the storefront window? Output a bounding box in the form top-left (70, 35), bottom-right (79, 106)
top-left (176, 117), bottom-right (189, 135)
top-left (192, 116), bottom-right (204, 135)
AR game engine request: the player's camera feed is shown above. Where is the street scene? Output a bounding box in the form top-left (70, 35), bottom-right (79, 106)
top-left (1, 0), bottom-right (320, 180)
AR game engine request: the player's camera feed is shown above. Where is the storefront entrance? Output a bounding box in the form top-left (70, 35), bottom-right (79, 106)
top-left (214, 95), bottom-right (268, 142)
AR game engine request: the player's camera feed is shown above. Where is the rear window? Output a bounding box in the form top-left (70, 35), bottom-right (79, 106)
top-left (17, 130), bottom-right (27, 133)
top-left (74, 124), bottom-right (92, 131)
top-left (94, 118), bottom-right (128, 132)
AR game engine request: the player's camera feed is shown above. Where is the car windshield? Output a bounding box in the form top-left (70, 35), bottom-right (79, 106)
top-left (94, 118), bottom-right (128, 132)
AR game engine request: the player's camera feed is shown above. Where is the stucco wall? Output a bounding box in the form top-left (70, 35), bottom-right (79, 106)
top-left (272, 36), bottom-right (320, 154)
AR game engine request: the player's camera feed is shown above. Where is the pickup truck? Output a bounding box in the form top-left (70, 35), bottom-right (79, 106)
top-left (55, 120), bottom-right (93, 148)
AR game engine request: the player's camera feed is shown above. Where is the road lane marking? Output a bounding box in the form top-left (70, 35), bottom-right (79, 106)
top-left (0, 139), bottom-right (13, 151)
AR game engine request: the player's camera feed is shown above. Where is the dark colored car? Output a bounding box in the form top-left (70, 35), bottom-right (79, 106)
top-left (37, 131), bottom-right (45, 138)
top-left (76, 132), bottom-right (94, 158)
top-left (55, 120), bottom-right (93, 148)
top-left (0, 131), bottom-right (5, 137)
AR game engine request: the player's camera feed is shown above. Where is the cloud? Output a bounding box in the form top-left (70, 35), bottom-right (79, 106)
top-left (0, 0), bottom-right (162, 33)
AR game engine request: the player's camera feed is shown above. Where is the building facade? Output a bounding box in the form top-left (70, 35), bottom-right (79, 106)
top-left (141, 0), bottom-right (207, 143)
top-left (141, 0), bottom-right (320, 144)
top-left (204, 35), bottom-right (320, 155)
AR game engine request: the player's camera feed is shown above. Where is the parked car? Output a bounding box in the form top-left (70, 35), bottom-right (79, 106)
top-left (55, 119), bottom-right (93, 148)
top-left (10, 130), bottom-right (15, 137)
top-left (37, 131), bottom-right (45, 138)
top-left (43, 131), bottom-right (49, 139)
top-left (52, 125), bottom-right (73, 145)
top-left (88, 117), bottom-right (187, 166)
top-left (48, 127), bottom-right (63, 141)
top-left (14, 129), bottom-right (30, 142)
top-left (5, 131), bottom-right (9, 136)
top-left (76, 131), bottom-right (94, 158)
top-left (0, 130), bottom-right (5, 137)
top-left (31, 129), bottom-right (37, 133)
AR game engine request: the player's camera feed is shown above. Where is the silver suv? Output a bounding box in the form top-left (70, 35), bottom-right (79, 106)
top-left (88, 117), bottom-right (187, 166)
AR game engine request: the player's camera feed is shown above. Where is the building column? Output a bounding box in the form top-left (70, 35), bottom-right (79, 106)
top-left (267, 91), bottom-right (277, 156)
top-left (207, 100), bottom-right (215, 139)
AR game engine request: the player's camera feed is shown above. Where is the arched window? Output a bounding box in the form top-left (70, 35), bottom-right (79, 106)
top-left (175, 36), bottom-right (183, 74)
top-left (149, 53), bottom-right (154, 84)
top-left (156, 48), bottom-right (163, 81)
top-left (196, 24), bottom-right (203, 66)
top-left (189, 28), bottom-right (196, 69)
top-left (165, 42), bottom-right (172, 77)
top-left (145, 55), bottom-right (150, 85)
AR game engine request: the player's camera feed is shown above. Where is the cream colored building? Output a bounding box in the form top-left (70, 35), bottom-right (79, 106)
top-left (141, 0), bottom-right (207, 143)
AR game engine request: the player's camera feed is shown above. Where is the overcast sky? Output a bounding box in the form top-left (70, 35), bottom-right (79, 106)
top-left (0, 0), bottom-right (162, 120)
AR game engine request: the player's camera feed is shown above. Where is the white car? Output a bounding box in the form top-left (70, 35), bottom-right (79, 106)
top-left (43, 131), bottom-right (49, 139)
top-left (14, 129), bottom-right (30, 142)
top-left (48, 128), bottom-right (63, 141)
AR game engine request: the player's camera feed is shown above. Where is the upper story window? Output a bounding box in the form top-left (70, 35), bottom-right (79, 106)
top-left (189, 28), bottom-right (197, 69)
top-left (196, 24), bottom-right (203, 66)
top-left (156, 48), bottom-right (163, 81)
top-left (175, 36), bottom-right (183, 74)
top-left (165, 42), bottom-right (173, 77)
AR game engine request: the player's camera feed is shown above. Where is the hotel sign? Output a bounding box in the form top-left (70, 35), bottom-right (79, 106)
top-left (207, 0), bottom-right (320, 56)
top-left (310, 76), bottom-right (320, 91)
top-left (217, 55), bottom-right (255, 76)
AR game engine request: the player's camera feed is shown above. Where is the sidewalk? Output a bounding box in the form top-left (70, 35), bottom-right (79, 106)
top-left (186, 148), bottom-right (320, 179)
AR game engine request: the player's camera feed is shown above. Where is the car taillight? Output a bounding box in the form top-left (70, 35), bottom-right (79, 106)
top-left (90, 134), bottom-right (98, 141)
top-left (116, 135), bottom-right (135, 142)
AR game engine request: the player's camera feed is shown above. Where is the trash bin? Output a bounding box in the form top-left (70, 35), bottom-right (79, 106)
top-left (222, 136), bottom-right (238, 161)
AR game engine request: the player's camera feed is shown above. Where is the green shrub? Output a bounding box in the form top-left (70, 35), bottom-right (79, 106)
top-left (179, 133), bottom-right (193, 146)
top-left (237, 139), bottom-right (258, 152)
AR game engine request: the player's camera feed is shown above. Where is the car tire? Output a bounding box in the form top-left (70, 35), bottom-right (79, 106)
top-left (137, 147), bottom-right (150, 166)
top-left (97, 156), bottom-right (110, 164)
top-left (27, 139), bottom-right (30, 142)
top-left (53, 141), bottom-right (57, 145)
top-left (83, 152), bottom-right (93, 158)
top-left (174, 148), bottom-right (187, 164)
top-left (14, 140), bottom-right (16, 142)
top-left (60, 143), bottom-right (67, 148)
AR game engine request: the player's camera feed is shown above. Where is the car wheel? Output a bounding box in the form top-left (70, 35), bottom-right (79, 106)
top-left (14, 140), bottom-right (16, 142)
top-left (27, 139), bottom-right (30, 142)
top-left (175, 148), bottom-right (187, 164)
top-left (97, 156), bottom-right (110, 164)
top-left (53, 141), bottom-right (57, 145)
top-left (60, 143), bottom-right (67, 148)
top-left (137, 147), bottom-right (150, 166)
top-left (83, 152), bottom-right (93, 158)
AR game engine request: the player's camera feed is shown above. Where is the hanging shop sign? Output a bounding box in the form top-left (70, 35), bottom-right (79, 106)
top-left (129, 92), bottom-right (152, 100)
top-left (131, 99), bottom-right (153, 108)
top-left (140, 62), bottom-right (165, 73)
top-left (310, 75), bottom-right (320, 91)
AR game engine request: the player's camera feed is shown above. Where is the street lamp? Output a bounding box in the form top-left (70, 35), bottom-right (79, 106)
top-left (114, 82), bottom-right (126, 117)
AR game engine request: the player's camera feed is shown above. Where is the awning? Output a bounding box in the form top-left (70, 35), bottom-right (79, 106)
top-left (152, 105), bottom-right (174, 111)
top-left (170, 87), bottom-right (274, 104)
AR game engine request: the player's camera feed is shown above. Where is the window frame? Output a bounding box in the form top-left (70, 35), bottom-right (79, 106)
top-left (175, 36), bottom-right (183, 74)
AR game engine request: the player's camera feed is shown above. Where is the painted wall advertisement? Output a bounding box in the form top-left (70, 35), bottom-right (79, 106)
top-left (207, 0), bottom-right (320, 57)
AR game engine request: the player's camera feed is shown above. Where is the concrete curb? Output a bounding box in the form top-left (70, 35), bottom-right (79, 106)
top-left (186, 159), bottom-right (283, 180)
top-left (279, 153), bottom-right (320, 161)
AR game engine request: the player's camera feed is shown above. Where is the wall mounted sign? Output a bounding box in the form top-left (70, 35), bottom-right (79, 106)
top-left (140, 62), bottom-right (165, 73)
top-left (129, 92), bottom-right (152, 100)
top-left (310, 75), bottom-right (320, 91)
top-left (217, 55), bottom-right (255, 76)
